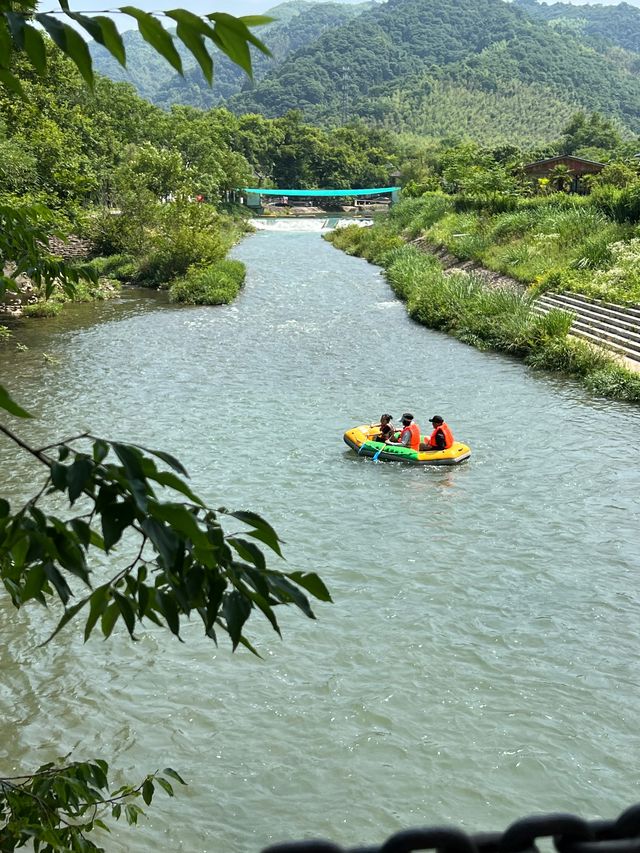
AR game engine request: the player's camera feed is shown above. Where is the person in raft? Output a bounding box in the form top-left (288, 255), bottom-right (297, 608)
top-left (373, 413), bottom-right (395, 442)
top-left (420, 415), bottom-right (454, 452)
top-left (386, 412), bottom-right (421, 450)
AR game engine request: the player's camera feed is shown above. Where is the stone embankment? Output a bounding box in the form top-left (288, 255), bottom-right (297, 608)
top-left (413, 238), bottom-right (640, 371)
top-left (1, 236), bottom-right (94, 316)
top-left (533, 292), bottom-right (640, 369)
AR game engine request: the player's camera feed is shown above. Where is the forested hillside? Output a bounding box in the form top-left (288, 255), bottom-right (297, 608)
top-left (514, 0), bottom-right (640, 54)
top-left (89, 1), bottom-right (369, 110)
top-left (229, 0), bottom-right (640, 144)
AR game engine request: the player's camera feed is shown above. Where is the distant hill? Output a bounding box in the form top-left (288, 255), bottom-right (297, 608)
top-left (514, 0), bottom-right (640, 54)
top-left (89, 1), bottom-right (370, 110)
top-left (227, 0), bottom-right (640, 143)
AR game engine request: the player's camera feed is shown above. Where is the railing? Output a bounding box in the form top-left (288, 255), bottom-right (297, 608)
top-left (262, 804), bottom-right (640, 853)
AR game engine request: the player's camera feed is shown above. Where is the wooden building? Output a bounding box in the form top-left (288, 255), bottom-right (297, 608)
top-left (523, 155), bottom-right (605, 193)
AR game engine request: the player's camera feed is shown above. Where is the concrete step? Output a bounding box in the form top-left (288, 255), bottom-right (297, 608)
top-left (536, 302), bottom-right (640, 346)
top-left (571, 319), bottom-right (640, 358)
top-left (537, 292), bottom-right (640, 324)
top-left (532, 297), bottom-right (640, 363)
top-left (548, 293), bottom-right (640, 320)
top-left (568, 327), bottom-right (640, 362)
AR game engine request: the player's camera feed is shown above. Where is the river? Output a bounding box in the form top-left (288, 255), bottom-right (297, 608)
top-left (1, 226), bottom-right (639, 851)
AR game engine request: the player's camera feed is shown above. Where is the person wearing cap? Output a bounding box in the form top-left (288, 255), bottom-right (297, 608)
top-left (420, 415), bottom-right (454, 452)
top-left (386, 412), bottom-right (421, 450)
top-left (373, 413), bottom-right (395, 442)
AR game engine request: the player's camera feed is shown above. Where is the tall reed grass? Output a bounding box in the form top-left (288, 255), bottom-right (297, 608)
top-left (327, 218), bottom-right (640, 404)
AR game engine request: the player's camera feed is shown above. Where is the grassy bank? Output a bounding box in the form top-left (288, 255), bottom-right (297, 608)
top-left (82, 201), bottom-right (251, 307)
top-left (381, 193), bottom-right (640, 304)
top-left (326, 222), bottom-right (640, 404)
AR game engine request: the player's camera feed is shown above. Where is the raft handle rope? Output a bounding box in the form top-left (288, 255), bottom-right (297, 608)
top-left (261, 803), bottom-right (640, 853)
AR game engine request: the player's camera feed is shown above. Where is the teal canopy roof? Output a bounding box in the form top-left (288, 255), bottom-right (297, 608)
top-left (241, 187), bottom-right (400, 197)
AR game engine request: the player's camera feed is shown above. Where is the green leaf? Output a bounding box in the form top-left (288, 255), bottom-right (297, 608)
top-left (0, 498), bottom-right (10, 518)
top-left (141, 517), bottom-right (181, 567)
top-left (141, 778), bottom-right (154, 806)
top-left (23, 24), bottom-right (47, 74)
top-left (164, 11), bottom-right (214, 84)
top-left (175, 21), bottom-right (213, 85)
top-left (162, 767), bottom-right (187, 785)
top-left (41, 596), bottom-right (89, 646)
top-left (101, 501), bottom-right (135, 550)
top-left (145, 469), bottom-right (202, 505)
top-left (0, 384), bottom-right (33, 418)
top-left (100, 600), bottom-right (119, 639)
top-left (43, 561), bottom-right (72, 605)
top-left (156, 777), bottom-right (174, 796)
top-left (239, 15), bottom-right (274, 27)
top-left (229, 510), bottom-right (283, 557)
top-left (92, 439), bottom-right (109, 464)
top-left (84, 586), bottom-right (109, 641)
top-left (132, 443), bottom-right (189, 476)
top-left (119, 8), bottom-right (182, 74)
top-left (223, 589), bottom-right (252, 649)
top-left (67, 13), bottom-right (126, 67)
top-left (67, 456), bottom-right (93, 503)
top-left (149, 502), bottom-right (208, 549)
top-left (0, 68), bottom-right (24, 97)
top-left (287, 571), bottom-right (332, 602)
top-left (113, 591), bottom-right (136, 638)
top-left (227, 537), bottom-right (266, 573)
top-left (0, 18), bottom-right (12, 68)
top-left (50, 462), bottom-right (68, 491)
top-left (36, 15), bottom-right (95, 88)
top-left (158, 591), bottom-right (180, 636)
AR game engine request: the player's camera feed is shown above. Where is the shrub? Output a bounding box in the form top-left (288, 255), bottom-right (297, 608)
top-left (136, 226), bottom-right (226, 287)
top-left (169, 259), bottom-right (246, 305)
top-left (22, 301), bottom-right (62, 318)
top-left (83, 254), bottom-right (137, 281)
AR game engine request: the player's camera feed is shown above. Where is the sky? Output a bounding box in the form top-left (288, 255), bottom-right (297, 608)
top-left (40, 0), bottom-right (640, 33)
top-left (48, 0), bottom-right (351, 30)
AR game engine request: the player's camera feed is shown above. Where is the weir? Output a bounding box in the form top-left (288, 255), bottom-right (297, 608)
top-left (241, 185), bottom-right (401, 208)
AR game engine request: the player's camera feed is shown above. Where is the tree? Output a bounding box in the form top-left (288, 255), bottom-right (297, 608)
top-left (0, 6), bottom-right (331, 850)
top-left (549, 163), bottom-right (573, 192)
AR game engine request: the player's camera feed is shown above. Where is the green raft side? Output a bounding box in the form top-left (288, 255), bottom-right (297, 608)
top-left (356, 440), bottom-right (421, 462)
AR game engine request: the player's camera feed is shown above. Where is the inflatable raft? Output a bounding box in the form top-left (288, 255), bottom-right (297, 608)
top-left (344, 423), bottom-right (471, 466)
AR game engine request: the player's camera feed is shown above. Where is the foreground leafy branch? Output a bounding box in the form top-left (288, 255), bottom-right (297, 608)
top-left (0, 761), bottom-right (185, 852)
top-left (0, 385), bottom-right (331, 849)
top-left (0, 1), bottom-right (272, 96)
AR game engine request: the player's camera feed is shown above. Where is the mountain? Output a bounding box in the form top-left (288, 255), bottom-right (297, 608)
top-left (225, 0), bottom-right (640, 143)
top-left (89, 1), bottom-right (371, 110)
top-left (513, 0), bottom-right (640, 54)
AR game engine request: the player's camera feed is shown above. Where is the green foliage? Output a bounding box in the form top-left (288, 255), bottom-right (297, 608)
top-left (21, 300), bottom-right (62, 318)
top-left (169, 259), bottom-right (246, 304)
top-left (0, 760), bottom-right (185, 853)
top-left (329, 197), bottom-right (640, 403)
top-left (1, 3), bottom-right (272, 96)
top-left (228, 0), bottom-right (640, 143)
top-left (89, 2), bottom-right (369, 110)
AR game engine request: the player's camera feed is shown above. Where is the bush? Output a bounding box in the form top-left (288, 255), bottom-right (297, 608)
top-left (135, 226), bottom-right (226, 287)
top-left (169, 259), bottom-right (246, 305)
top-left (22, 301), bottom-right (62, 318)
top-left (83, 254), bottom-right (137, 281)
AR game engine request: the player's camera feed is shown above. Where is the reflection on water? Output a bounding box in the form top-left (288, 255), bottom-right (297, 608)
top-left (1, 232), bottom-right (640, 851)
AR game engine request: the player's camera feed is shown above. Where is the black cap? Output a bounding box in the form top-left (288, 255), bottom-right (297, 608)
top-left (429, 415), bottom-right (444, 424)
top-left (401, 412), bottom-right (413, 421)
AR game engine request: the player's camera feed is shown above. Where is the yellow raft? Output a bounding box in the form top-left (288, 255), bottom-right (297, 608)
top-left (344, 423), bottom-right (471, 466)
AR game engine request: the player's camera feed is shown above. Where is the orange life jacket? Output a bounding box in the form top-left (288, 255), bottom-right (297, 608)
top-left (428, 422), bottom-right (454, 450)
top-left (400, 421), bottom-right (421, 450)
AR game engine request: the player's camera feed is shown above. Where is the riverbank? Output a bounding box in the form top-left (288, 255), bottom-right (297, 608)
top-left (325, 204), bottom-right (640, 403)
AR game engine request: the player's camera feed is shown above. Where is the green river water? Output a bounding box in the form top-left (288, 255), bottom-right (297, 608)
top-left (1, 226), bottom-right (639, 851)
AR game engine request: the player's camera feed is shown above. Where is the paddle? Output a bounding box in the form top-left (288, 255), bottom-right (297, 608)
top-left (372, 443), bottom-right (386, 462)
